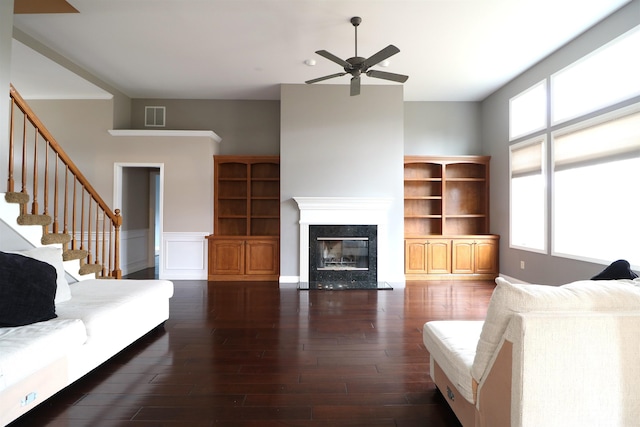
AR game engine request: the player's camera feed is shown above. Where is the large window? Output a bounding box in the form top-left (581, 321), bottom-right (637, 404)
top-left (509, 25), bottom-right (640, 269)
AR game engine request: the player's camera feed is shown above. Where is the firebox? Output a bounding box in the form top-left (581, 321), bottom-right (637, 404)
top-left (309, 225), bottom-right (377, 284)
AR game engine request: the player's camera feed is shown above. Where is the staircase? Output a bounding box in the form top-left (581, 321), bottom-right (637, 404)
top-left (3, 85), bottom-right (122, 279)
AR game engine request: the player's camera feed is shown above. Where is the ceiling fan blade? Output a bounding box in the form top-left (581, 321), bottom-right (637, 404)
top-left (350, 76), bottom-right (361, 96)
top-left (366, 69), bottom-right (409, 83)
top-left (362, 45), bottom-right (400, 70)
top-left (315, 50), bottom-right (352, 68)
top-left (305, 72), bottom-right (347, 84)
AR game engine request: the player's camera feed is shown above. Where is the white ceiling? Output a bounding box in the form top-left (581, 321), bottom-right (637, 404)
top-left (10, 0), bottom-right (630, 101)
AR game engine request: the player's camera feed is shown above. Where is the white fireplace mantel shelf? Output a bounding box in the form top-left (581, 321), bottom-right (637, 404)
top-left (293, 196), bottom-right (393, 283)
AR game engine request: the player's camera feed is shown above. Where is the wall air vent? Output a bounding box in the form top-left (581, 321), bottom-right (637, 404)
top-left (145, 106), bottom-right (166, 127)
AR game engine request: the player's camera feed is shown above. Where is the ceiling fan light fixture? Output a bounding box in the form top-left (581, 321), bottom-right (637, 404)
top-left (305, 16), bottom-right (408, 96)
top-left (304, 59), bottom-right (316, 66)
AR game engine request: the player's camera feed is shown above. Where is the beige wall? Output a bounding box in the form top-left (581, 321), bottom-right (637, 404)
top-left (27, 99), bottom-right (218, 233)
top-left (0, 0), bottom-right (14, 185)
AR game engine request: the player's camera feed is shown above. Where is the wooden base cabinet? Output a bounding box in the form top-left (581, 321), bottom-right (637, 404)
top-left (405, 239), bottom-right (451, 275)
top-left (207, 236), bottom-right (279, 281)
top-left (405, 235), bottom-right (499, 280)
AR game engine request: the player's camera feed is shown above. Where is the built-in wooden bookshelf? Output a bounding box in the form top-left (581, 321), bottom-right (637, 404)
top-left (207, 156), bottom-right (280, 281)
top-left (404, 156), bottom-right (499, 280)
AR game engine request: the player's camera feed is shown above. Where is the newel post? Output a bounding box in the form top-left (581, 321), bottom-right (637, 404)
top-left (113, 209), bottom-right (122, 279)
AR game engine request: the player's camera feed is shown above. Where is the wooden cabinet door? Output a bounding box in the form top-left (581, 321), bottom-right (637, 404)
top-left (245, 239), bottom-right (279, 275)
top-left (451, 240), bottom-right (475, 274)
top-left (405, 240), bottom-right (428, 274)
top-left (209, 239), bottom-right (244, 275)
top-left (474, 238), bottom-right (498, 274)
top-left (426, 239), bottom-right (451, 274)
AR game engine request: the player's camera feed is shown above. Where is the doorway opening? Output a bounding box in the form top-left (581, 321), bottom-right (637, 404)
top-left (114, 163), bottom-right (164, 279)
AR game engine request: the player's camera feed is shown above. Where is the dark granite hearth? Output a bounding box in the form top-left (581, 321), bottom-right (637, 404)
top-left (298, 281), bottom-right (393, 291)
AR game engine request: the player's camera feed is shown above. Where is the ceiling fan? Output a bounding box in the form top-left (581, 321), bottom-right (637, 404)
top-left (305, 16), bottom-right (409, 96)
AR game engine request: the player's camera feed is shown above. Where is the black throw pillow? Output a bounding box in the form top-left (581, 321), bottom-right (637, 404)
top-left (591, 259), bottom-right (639, 281)
top-left (0, 251), bottom-right (58, 327)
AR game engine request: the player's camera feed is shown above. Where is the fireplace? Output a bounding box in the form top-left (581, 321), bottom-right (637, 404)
top-left (294, 197), bottom-right (393, 290)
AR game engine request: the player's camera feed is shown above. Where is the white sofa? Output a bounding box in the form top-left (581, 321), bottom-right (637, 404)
top-left (0, 247), bottom-right (173, 426)
top-left (423, 276), bottom-right (640, 427)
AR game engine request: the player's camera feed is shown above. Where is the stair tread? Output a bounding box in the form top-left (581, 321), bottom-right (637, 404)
top-left (4, 192), bottom-right (29, 204)
top-left (17, 214), bottom-right (52, 226)
top-left (42, 233), bottom-right (72, 245)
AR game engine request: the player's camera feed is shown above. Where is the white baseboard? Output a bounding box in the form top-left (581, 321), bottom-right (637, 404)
top-left (160, 232), bottom-right (208, 280)
top-left (498, 273), bottom-right (529, 284)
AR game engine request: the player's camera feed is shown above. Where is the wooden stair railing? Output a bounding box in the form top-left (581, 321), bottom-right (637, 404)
top-left (5, 85), bottom-right (122, 279)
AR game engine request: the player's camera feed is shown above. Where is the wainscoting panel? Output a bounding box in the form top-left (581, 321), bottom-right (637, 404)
top-left (120, 229), bottom-right (150, 276)
top-left (161, 232), bottom-right (208, 280)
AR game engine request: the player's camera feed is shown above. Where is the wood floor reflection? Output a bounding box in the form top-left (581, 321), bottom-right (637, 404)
top-left (9, 279), bottom-right (495, 427)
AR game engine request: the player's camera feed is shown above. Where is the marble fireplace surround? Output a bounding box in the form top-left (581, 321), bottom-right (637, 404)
top-left (293, 197), bottom-right (393, 283)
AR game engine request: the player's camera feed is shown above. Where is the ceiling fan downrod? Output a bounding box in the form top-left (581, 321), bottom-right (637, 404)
top-left (351, 16), bottom-right (361, 58)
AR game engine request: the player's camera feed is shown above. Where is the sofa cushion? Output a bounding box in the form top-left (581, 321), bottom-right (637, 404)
top-left (423, 320), bottom-right (484, 403)
top-left (0, 251), bottom-right (58, 327)
top-left (471, 277), bottom-right (640, 381)
top-left (55, 279), bottom-right (174, 342)
top-left (9, 247), bottom-right (71, 304)
top-left (0, 318), bottom-right (86, 390)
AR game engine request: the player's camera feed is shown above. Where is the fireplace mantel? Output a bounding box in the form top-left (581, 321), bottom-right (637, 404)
top-left (294, 197), bottom-right (393, 283)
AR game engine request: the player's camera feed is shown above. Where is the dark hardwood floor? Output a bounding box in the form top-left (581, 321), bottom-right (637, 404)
top-left (9, 270), bottom-right (495, 427)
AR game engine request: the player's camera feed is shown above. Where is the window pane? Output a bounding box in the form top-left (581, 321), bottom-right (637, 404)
top-left (510, 81), bottom-right (547, 140)
top-left (553, 158), bottom-right (640, 268)
top-left (511, 174), bottom-right (546, 251)
top-left (552, 26), bottom-right (640, 123)
top-left (554, 108), bottom-right (640, 169)
top-left (510, 138), bottom-right (546, 252)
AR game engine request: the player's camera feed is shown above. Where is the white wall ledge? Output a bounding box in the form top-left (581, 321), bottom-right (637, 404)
top-left (108, 129), bottom-right (221, 143)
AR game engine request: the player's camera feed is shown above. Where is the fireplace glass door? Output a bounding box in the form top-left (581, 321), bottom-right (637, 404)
top-left (317, 237), bottom-right (369, 271)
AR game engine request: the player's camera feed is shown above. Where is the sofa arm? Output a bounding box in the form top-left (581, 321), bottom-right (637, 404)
top-left (478, 311), bottom-right (640, 427)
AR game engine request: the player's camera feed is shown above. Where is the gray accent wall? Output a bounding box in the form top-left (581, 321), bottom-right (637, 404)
top-left (280, 84), bottom-right (406, 283)
top-left (405, 101), bottom-right (482, 155)
top-left (481, 0), bottom-right (640, 284)
top-left (130, 99), bottom-right (280, 155)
